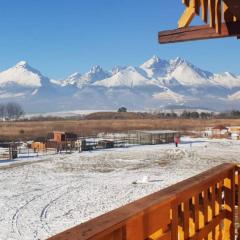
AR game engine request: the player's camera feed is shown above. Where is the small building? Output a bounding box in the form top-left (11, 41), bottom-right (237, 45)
top-left (30, 132), bottom-right (78, 152)
top-left (203, 125), bottom-right (230, 139)
top-left (75, 139), bottom-right (97, 151)
top-left (48, 131), bottom-right (78, 151)
top-left (31, 142), bottom-right (46, 151)
top-left (97, 140), bottom-right (114, 149)
top-left (212, 125), bottom-right (229, 138)
top-left (202, 127), bottom-right (213, 138)
top-left (52, 131), bottom-right (78, 143)
top-left (128, 130), bottom-right (179, 145)
top-left (227, 126), bottom-right (240, 140)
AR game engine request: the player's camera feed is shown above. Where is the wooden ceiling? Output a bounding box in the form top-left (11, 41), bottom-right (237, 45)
top-left (159, 0), bottom-right (240, 44)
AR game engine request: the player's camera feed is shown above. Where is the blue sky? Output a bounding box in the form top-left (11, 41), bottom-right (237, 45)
top-left (0, 0), bottom-right (239, 79)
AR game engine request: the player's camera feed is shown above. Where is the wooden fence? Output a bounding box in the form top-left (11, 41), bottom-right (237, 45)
top-left (48, 163), bottom-right (240, 240)
top-left (0, 151), bottom-right (10, 160)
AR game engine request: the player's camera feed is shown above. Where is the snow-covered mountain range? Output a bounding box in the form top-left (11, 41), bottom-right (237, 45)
top-left (0, 56), bottom-right (240, 112)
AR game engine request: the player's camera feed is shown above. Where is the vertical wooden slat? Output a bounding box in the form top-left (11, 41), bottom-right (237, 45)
top-left (218, 181), bottom-right (223, 240)
top-left (194, 194), bottom-right (200, 234)
top-left (126, 216), bottom-right (144, 240)
top-left (113, 227), bottom-right (126, 240)
top-left (201, 0), bottom-right (208, 23)
top-left (212, 185), bottom-right (216, 240)
top-left (209, 0), bottom-right (216, 28)
top-left (179, 203), bottom-right (185, 240)
top-left (171, 204), bottom-right (179, 240)
top-left (230, 170), bottom-right (236, 240)
top-left (183, 200), bottom-right (190, 239)
top-left (238, 168), bottom-right (240, 236)
top-left (203, 189), bottom-right (209, 225)
top-left (215, 0), bottom-right (222, 33)
top-left (194, 0), bottom-right (200, 15)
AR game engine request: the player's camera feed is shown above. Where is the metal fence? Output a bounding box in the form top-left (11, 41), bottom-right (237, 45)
top-left (18, 147), bottom-right (57, 157)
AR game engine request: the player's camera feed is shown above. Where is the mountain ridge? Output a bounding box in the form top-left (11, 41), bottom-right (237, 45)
top-left (0, 56), bottom-right (240, 112)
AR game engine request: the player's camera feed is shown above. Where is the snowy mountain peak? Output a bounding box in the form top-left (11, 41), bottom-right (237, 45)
top-left (169, 57), bottom-right (190, 69)
top-left (61, 66), bottom-right (111, 89)
top-left (94, 65), bottom-right (158, 88)
top-left (85, 65), bottom-right (111, 82)
top-left (111, 66), bottom-right (127, 75)
top-left (0, 61), bottom-right (45, 88)
top-left (61, 72), bottom-right (82, 86)
top-left (141, 55), bottom-right (169, 69)
top-left (140, 56), bottom-right (170, 79)
top-left (89, 65), bottom-right (104, 74)
top-left (223, 72), bottom-right (237, 78)
top-left (146, 55), bottom-right (161, 65)
top-left (69, 72), bottom-right (82, 78)
top-left (16, 61), bottom-right (29, 67)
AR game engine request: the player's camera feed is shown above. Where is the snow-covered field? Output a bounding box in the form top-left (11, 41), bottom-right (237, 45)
top-left (1, 137), bottom-right (240, 240)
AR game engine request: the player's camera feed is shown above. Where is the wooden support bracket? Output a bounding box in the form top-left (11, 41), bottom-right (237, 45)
top-left (159, 0), bottom-right (240, 44)
top-left (178, 0), bottom-right (196, 28)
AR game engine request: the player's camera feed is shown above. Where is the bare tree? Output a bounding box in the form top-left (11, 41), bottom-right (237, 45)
top-left (0, 104), bottom-right (5, 120)
top-left (0, 102), bottom-right (24, 120)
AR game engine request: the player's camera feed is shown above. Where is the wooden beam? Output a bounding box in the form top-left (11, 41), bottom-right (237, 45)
top-left (159, 21), bottom-right (240, 44)
top-left (178, 0), bottom-right (196, 28)
top-left (178, 7), bottom-right (196, 28)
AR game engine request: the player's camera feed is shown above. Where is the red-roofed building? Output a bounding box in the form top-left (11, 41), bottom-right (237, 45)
top-left (212, 125), bottom-right (229, 138)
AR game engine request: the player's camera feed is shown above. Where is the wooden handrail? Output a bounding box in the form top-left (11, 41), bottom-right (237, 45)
top-left (49, 163), bottom-right (238, 240)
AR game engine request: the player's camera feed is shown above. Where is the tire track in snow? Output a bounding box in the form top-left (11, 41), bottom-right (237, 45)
top-left (11, 185), bottom-right (65, 240)
top-left (40, 194), bottom-right (65, 234)
top-left (39, 182), bottom-right (83, 237)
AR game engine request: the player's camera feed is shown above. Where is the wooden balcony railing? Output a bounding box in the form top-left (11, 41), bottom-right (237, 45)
top-left (49, 163), bottom-right (240, 240)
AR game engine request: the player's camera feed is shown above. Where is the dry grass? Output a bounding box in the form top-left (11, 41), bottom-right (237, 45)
top-left (1, 118), bottom-right (240, 141)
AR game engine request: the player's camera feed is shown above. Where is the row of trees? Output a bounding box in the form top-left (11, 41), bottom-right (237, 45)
top-left (0, 102), bottom-right (24, 120)
top-left (116, 107), bottom-right (240, 119)
top-left (217, 110), bottom-right (240, 119)
top-left (156, 110), bottom-right (240, 119)
top-left (156, 111), bottom-right (214, 119)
